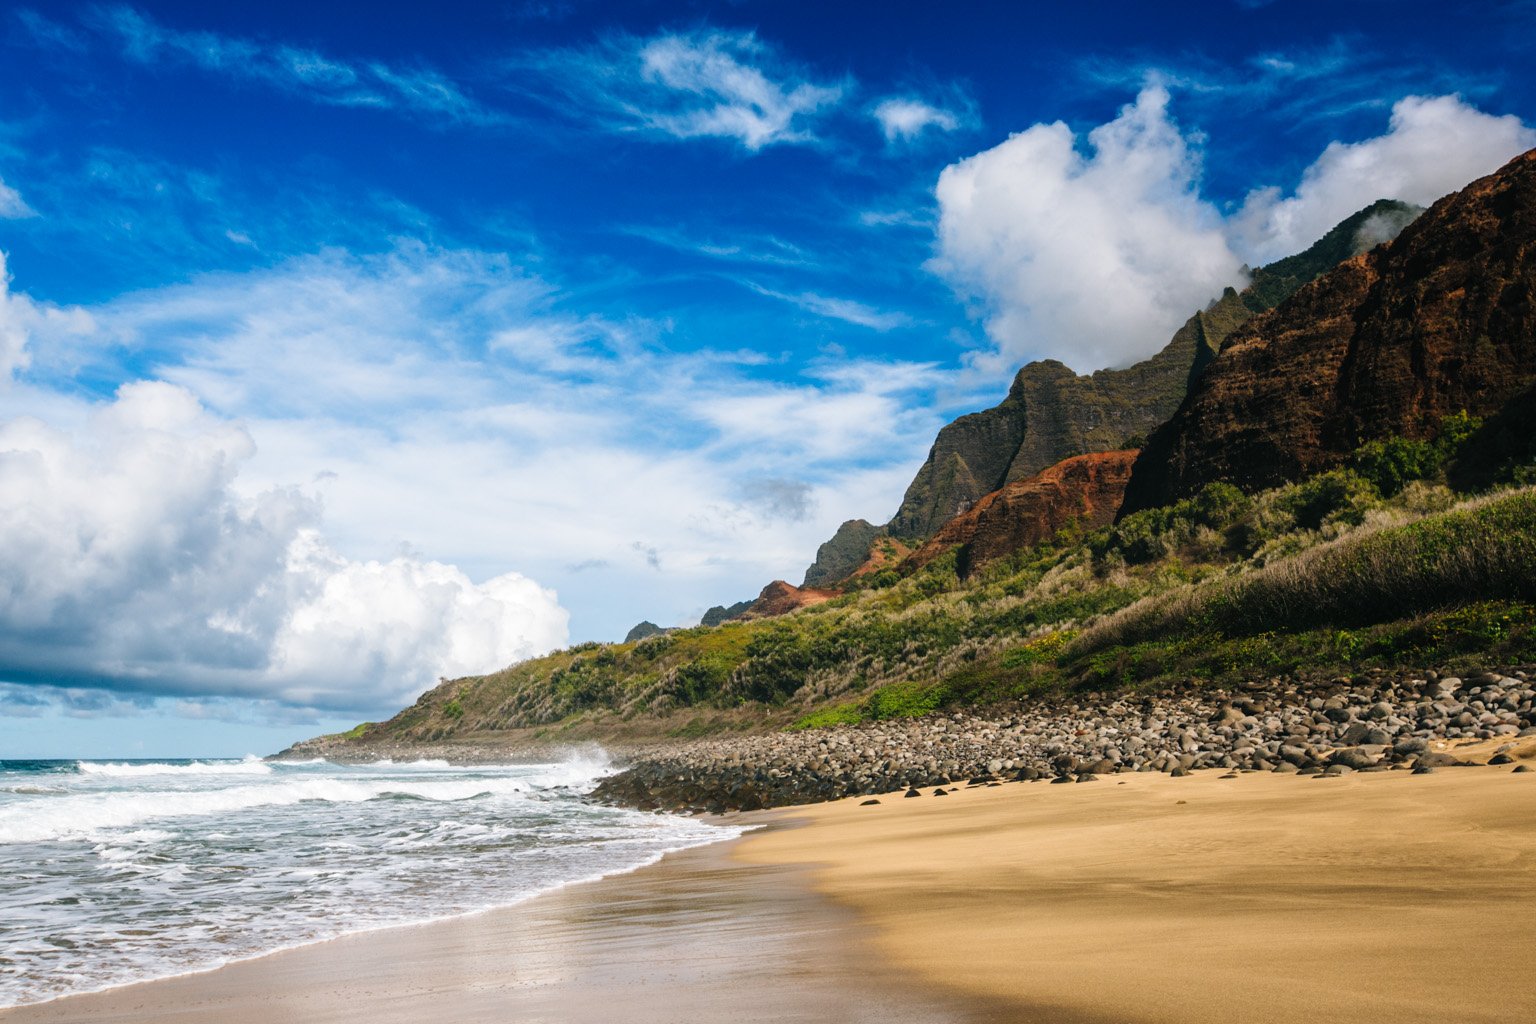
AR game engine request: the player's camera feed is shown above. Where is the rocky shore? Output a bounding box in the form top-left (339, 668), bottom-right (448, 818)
top-left (591, 667), bottom-right (1536, 812)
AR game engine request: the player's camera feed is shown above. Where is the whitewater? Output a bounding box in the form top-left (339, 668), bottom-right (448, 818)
top-left (0, 755), bottom-right (738, 1008)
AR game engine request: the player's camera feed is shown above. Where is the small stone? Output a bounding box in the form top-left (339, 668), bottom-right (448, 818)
top-left (1513, 765), bottom-right (1531, 774)
top-left (860, 799), bottom-right (881, 806)
top-left (1076, 773), bottom-right (1099, 783)
top-left (933, 788), bottom-right (949, 796)
top-left (1489, 754), bottom-right (1515, 765)
top-left (1412, 765), bottom-right (1435, 775)
top-left (904, 788), bottom-right (921, 798)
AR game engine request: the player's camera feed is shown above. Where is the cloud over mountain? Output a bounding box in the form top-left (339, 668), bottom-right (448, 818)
top-left (930, 86), bottom-right (1245, 371)
top-left (1230, 94), bottom-right (1536, 263)
top-left (931, 88), bottom-right (1535, 373)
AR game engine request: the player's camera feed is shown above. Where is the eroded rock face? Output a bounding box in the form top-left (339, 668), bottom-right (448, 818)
top-left (739, 580), bottom-right (839, 619)
top-left (1123, 150), bottom-right (1536, 513)
top-left (907, 450), bottom-right (1140, 576)
top-left (885, 318), bottom-right (1220, 540)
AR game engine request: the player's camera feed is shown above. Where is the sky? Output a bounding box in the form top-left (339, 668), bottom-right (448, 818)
top-left (1, 0), bottom-right (1533, 757)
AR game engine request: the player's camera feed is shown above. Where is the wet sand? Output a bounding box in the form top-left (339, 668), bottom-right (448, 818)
top-left (740, 764), bottom-right (1536, 1024)
top-left (0, 832), bottom-right (992, 1024)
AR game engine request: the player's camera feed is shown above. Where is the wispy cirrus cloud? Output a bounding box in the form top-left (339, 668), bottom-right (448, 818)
top-left (509, 29), bottom-right (848, 150)
top-left (622, 224), bottom-right (817, 267)
top-left (743, 281), bottom-right (915, 331)
top-left (20, 5), bottom-right (505, 127)
top-left (1079, 37), bottom-right (1504, 130)
top-left (0, 175), bottom-right (35, 219)
top-left (872, 97), bottom-right (960, 142)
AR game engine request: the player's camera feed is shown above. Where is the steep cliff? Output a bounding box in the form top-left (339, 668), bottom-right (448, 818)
top-left (1122, 151), bottom-right (1536, 512)
top-left (882, 200), bottom-right (1420, 542)
top-left (906, 450), bottom-right (1140, 577)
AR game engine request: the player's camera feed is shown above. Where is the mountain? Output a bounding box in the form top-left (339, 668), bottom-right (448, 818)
top-left (282, 169), bottom-right (1536, 763)
top-left (802, 519), bottom-right (883, 587)
top-left (850, 200), bottom-right (1423, 552)
top-left (1122, 152), bottom-right (1536, 513)
top-left (623, 621), bottom-right (671, 643)
top-left (700, 600), bottom-right (754, 626)
top-left (905, 450), bottom-right (1139, 577)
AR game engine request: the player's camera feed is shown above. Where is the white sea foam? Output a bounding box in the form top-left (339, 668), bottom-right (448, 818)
top-left (75, 756), bottom-right (273, 778)
top-left (0, 774), bottom-right (539, 844)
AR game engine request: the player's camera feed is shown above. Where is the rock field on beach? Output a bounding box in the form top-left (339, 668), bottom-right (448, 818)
top-left (591, 667), bottom-right (1536, 812)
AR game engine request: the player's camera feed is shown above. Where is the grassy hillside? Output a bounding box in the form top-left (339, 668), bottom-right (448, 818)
top-left (321, 416), bottom-right (1536, 751)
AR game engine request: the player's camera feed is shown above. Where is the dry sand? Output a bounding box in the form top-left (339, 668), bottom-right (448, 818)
top-left (739, 764), bottom-right (1536, 1024)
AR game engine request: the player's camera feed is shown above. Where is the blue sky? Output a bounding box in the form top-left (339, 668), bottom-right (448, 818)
top-left (1, 0), bottom-right (1533, 757)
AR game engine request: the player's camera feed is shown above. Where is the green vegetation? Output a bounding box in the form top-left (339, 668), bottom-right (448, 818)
top-left (356, 422), bottom-right (1536, 744)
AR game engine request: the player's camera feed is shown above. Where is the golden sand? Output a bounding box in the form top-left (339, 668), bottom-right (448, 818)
top-left (736, 764), bottom-right (1536, 1024)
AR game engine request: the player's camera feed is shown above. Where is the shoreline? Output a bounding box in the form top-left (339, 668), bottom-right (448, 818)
top-left (0, 817), bottom-right (988, 1024)
top-left (4, 761), bottom-right (1533, 1022)
top-left (0, 823), bottom-right (748, 1015)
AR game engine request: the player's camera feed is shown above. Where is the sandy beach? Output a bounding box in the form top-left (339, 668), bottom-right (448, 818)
top-left (742, 763), bottom-right (1536, 1024)
top-left (5, 763), bottom-right (1533, 1023)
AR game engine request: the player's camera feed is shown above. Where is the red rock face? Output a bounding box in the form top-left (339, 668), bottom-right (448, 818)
top-left (740, 580), bottom-right (839, 619)
top-left (907, 450), bottom-right (1140, 576)
top-left (1123, 148), bottom-right (1536, 513)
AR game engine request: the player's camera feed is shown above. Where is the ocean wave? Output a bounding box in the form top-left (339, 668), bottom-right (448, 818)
top-left (75, 757), bottom-right (273, 778)
top-left (0, 776), bottom-right (537, 845)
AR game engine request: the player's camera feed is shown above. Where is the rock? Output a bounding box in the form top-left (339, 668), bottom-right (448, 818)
top-left (860, 799), bottom-right (881, 806)
top-left (1413, 765), bottom-right (1435, 775)
top-left (1076, 773), bottom-right (1099, 783)
top-left (905, 452), bottom-right (1141, 577)
top-left (905, 788), bottom-right (922, 798)
top-left (737, 580), bottom-right (840, 620)
top-left (1513, 764), bottom-right (1532, 773)
top-left (1415, 752), bottom-right (1469, 769)
top-left (933, 788), bottom-right (949, 796)
top-left (1339, 723), bottom-right (1373, 745)
top-left (1489, 754), bottom-right (1515, 765)
top-left (1330, 748), bottom-right (1378, 770)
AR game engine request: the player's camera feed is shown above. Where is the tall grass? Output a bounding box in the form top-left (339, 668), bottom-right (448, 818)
top-left (1071, 487), bottom-right (1536, 656)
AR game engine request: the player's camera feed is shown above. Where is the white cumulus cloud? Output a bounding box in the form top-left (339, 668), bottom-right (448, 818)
top-left (1230, 94), bottom-right (1536, 263)
top-left (930, 85), bottom-right (1246, 371)
top-left (0, 381), bottom-right (568, 712)
top-left (931, 88), bottom-right (1536, 373)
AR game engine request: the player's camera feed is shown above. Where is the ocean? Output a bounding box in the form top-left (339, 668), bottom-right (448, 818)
top-left (0, 754), bottom-right (738, 1009)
